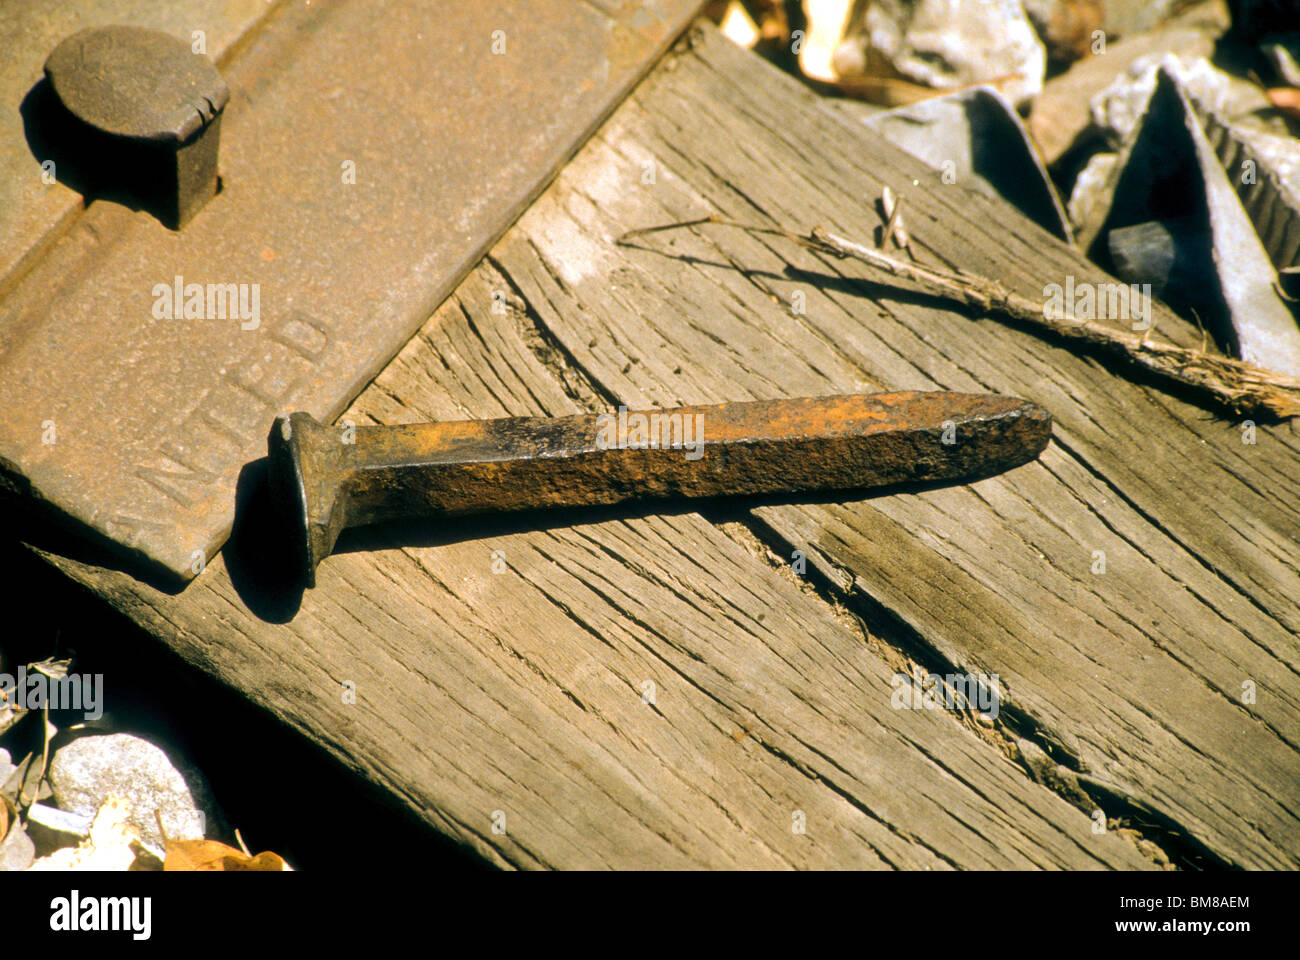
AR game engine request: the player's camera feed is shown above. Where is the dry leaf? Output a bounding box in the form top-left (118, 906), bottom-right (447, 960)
top-left (27, 796), bottom-right (144, 871)
top-left (1266, 87), bottom-right (1300, 119)
top-left (164, 838), bottom-right (291, 871)
top-left (1036, 0), bottom-right (1104, 64)
top-left (0, 690), bottom-right (27, 736)
top-left (747, 0), bottom-right (791, 46)
top-left (29, 657), bottom-right (71, 680)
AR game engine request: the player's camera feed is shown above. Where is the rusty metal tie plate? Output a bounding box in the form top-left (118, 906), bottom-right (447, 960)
top-left (0, 0), bottom-right (701, 583)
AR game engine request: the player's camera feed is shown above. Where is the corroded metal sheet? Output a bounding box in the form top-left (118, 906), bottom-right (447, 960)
top-left (0, 0), bottom-right (701, 582)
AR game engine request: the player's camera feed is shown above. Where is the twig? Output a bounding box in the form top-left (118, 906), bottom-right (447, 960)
top-left (618, 216), bottom-right (1300, 418)
top-left (877, 186), bottom-right (913, 261)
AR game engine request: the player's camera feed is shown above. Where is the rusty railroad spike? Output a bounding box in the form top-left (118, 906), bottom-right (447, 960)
top-left (267, 391), bottom-right (1052, 586)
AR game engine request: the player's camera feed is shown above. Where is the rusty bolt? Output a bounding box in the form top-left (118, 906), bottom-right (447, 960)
top-left (266, 392), bottom-right (1053, 586)
top-left (44, 25), bottom-right (229, 229)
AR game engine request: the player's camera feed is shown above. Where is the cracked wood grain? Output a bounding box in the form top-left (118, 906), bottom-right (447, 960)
top-left (39, 255), bottom-right (1150, 869)
top-left (467, 25), bottom-right (1299, 867)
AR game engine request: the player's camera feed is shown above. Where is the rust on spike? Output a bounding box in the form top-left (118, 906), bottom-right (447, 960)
top-left (267, 392), bottom-right (1053, 586)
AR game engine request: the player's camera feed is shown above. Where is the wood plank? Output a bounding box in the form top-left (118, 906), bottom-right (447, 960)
top-left (476, 26), bottom-right (1300, 867)
top-left (37, 250), bottom-right (1153, 870)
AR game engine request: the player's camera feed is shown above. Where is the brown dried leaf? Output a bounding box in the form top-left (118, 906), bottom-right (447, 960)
top-left (1266, 87), bottom-right (1300, 119)
top-left (831, 72), bottom-right (1026, 107)
top-left (746, 0), bottom-right (790, 44)
top-left (1037, 0), bottom-right (1104, 64)
top-left (164, 838), bottom-right (290, 871)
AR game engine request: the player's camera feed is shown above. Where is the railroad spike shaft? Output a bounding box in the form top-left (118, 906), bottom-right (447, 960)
top-left (267, 391), bottom-right (1052, 586)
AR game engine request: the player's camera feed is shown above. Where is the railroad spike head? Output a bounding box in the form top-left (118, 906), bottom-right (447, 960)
top-left (267, 412), bottom-right (347, 589)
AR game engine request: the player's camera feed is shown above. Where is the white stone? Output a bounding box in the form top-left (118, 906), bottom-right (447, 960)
top-left (49, 734), bottom-right (218, 848)
top-left (1068, 151), bottom-right (1118, 231)
top-left (1090, 54), bottom-right (1269, 146)
top-left (835, 0), bottom-right (1046, 108)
